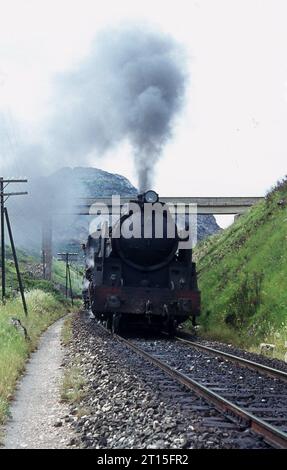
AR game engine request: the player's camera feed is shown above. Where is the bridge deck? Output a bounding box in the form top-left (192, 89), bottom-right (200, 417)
top-left (76, 196), bottom-right (264, 215)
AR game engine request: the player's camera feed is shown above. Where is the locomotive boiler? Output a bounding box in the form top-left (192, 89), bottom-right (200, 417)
top-left (83, 190), bottom-right (200, 335)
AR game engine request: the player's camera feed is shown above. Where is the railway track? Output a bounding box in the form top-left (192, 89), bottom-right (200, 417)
top-left (116, 334), bottom-right (287, 449)
top-left (176, 336), bottom-right (287, 383)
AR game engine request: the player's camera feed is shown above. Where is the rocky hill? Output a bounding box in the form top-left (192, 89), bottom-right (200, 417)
top-left (49, 167), bottom-right (137, 199)
top-left (48, 167), bottom-right (220, 248)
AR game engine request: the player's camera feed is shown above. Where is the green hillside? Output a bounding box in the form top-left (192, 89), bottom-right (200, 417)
top-left (193, 177), bottom-right (287, 358)
top-left (1, 247), bottom-right (82, 299)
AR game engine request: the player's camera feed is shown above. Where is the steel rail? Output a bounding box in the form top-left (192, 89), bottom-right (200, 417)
top-left (176, 337), bottom-right (287, 383)
top-left (116, 335), bottom-right (287, 449)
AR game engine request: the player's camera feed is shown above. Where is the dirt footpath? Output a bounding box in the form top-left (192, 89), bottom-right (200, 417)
top-left (4, 317), bottom-right (76, 449)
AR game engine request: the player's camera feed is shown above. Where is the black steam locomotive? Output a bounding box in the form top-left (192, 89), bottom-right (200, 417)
top-left (82, 190), bottom-right (200, 335)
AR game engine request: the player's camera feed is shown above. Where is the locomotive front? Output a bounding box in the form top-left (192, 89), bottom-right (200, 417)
top-left (83, 190), bottom-right (200, 335)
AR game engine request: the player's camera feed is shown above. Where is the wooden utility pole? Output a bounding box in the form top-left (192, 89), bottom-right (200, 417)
top-left (0, 177), bottom-right (5, 302)
top-left (4, 208), bottom-right (28, 315)
top-left (57, 252), bottom-right (78, 304)
top-left (0, 178), bottom-right (28, 313)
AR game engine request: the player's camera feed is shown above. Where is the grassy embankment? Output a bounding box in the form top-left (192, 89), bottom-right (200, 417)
top-left (0, 248), bottom-right (82, 425)
top-left (191, 177), bottom-right (287, 360)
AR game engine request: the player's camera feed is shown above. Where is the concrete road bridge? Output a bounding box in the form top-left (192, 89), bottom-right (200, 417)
top-left (77, 196), bottom-right (264, 215)
top-left (42, 196), bottom-right (264, 280)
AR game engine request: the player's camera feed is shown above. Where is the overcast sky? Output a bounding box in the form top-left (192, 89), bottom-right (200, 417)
top-left (0, 0), bottom-right (286, 208)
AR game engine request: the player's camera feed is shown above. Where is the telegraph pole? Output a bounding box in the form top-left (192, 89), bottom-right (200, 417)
top-left (0, 178), bottom-right (28, 312)
top-left (57, 252), bottom-right (78, 304)
top-left (4, 208), bottom-right (28, 315)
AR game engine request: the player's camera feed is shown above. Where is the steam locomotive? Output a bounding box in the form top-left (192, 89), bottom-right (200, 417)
top-left (82, 190), bottom-right (200, 335)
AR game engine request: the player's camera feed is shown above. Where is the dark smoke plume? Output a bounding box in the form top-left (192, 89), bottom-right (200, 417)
top-left (49, 24), bottom-right (188, 190)
top-left (1, 24), bottom-right (188, 251)
top-left (2, 24), bottom-right (188, 188)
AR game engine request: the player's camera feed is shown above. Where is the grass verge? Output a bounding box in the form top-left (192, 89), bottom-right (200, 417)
top-left (61, 315), bottom-right (74, 346)
top-left (61, 366), bottom-right (87, 405)
top-left (60, 315), bottom-right (88, 412)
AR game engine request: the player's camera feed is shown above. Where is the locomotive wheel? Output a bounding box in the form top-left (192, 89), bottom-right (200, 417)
top-left (107, 315), bottom-right (112, 331)
top-left (167, 318), bottom-right (177, 338)
top-left (111, 313), bottom-right (120, 335)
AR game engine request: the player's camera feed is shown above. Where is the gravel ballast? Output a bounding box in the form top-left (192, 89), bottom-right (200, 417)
top-left (63, 313), bottom-right (270, 449)
top-left (196, 338), bottom-right (287, 373)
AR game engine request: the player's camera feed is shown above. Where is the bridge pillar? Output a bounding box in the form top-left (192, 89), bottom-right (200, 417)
top-left (42, 217), bottom-right (52, 280)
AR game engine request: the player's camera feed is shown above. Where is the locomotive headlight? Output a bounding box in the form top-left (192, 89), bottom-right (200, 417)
top-left (144, 190), bottom-right (159, 203)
